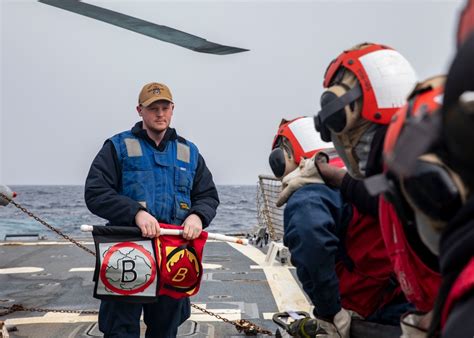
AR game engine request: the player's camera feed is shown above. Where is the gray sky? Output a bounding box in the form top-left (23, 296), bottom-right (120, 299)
top-left (1, 0), bottom-right (465, 185)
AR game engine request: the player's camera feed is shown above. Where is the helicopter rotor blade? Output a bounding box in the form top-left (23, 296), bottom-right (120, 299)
top-left (38, 0), bottom-right (249, 55)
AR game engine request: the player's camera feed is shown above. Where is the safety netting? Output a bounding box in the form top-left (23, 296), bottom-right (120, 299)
top-left (256, 175), bottom-right (284, 241)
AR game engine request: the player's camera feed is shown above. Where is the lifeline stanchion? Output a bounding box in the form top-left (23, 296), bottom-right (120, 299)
top-left (0, 185), bottom-right (16, 207)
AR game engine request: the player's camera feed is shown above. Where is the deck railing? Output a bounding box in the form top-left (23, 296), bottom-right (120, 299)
top-left (256, 175), bottom-right (284, 241)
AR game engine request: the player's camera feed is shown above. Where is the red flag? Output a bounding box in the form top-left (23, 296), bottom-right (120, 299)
top-left (155, 224), bottom-right (208, 299)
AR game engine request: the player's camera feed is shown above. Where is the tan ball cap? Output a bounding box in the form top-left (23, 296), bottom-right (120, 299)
top-left (139, 82), bottom-right (173, 107)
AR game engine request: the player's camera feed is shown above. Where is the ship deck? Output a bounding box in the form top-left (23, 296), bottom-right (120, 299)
top-left (0, 237), bottom-right (402, 337)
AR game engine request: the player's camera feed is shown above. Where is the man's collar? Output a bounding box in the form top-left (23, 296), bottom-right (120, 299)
top-left (131, 121), bottom-right (177, 151)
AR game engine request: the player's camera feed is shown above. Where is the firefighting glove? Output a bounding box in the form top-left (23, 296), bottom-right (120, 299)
top-left (276, 153), bottom-right (327, 207)
top-left (400, 311), bottom-right (431, 338)
top-left (316, 308), bottom-right (351, 338)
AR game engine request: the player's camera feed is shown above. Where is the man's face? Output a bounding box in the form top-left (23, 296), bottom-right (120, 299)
top-left (137, 100), bottom-right (174, 134)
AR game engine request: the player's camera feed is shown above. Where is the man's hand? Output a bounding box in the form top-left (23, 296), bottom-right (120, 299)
top-left (182, 214), bottom-right (203, 240)
top-left (135, 210), bottom-right (161, 238)
top-left (315, 161), bottom-right (347, 188)
top-left (276, 155), bottom-right (325, 207)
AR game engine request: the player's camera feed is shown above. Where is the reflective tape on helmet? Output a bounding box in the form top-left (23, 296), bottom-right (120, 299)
top-left (287, 117), bottom-right (327, 154)
top-left (359, 49), bottom-right (417, 109)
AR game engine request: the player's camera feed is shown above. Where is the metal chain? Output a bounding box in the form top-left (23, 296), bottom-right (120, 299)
top-left (0, 304), bottom-right (22, 317)
top-left (235, 319), bottom-right (274, 336)
top-left (190, 304), bottom-right (272, 335)
top-left (0, 192), bottom-right (95, 256)
top-left (0, 304), bottom-right (98, 316)
top-left (0, 303), bottom-right (272, 336)
top-left (1, 193), bottom-right (273, 336)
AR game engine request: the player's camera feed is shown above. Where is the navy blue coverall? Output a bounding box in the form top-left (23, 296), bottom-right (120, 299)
top-left (284, 183), bottom-right (352, 318)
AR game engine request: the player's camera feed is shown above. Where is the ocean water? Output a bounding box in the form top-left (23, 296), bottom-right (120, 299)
top-left (0, 185), bottom-right (257, 239)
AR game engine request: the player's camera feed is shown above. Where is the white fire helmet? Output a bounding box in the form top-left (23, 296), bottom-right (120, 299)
top-left (314, 43), bottom-right (417, 178)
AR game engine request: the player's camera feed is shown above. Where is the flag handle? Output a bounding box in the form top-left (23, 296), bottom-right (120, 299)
top-left (80, 224), bottom-right (248, 245)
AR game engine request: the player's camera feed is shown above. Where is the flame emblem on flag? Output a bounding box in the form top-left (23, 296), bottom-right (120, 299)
top-left (165, 246), bottom-right (200, 275)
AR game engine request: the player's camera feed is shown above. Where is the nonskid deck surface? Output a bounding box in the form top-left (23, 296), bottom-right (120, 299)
top-left (0, 238), bottom-right (402, 337)
top-left (0, 239), bottom-right (281, 337)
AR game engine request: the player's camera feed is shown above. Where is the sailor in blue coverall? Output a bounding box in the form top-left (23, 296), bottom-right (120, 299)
top-left (85, 83), bottom-right (219, 338)
top-left (269, 117), bottom-right (354, 336)
top-left (269, 117), bottom-right (408, 338)
top-left (283, 183), bottom-right (352, 318)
